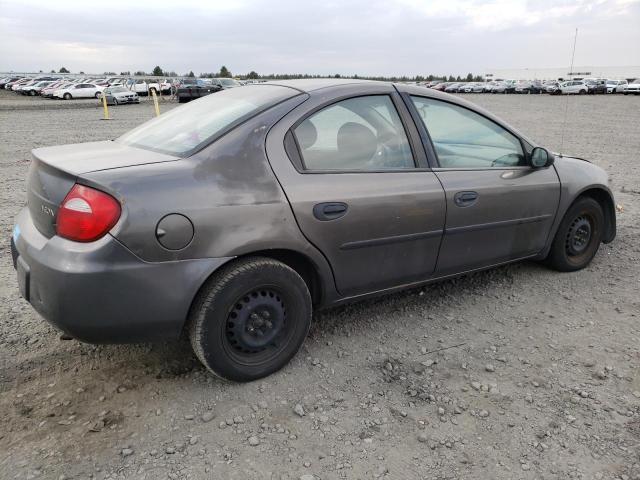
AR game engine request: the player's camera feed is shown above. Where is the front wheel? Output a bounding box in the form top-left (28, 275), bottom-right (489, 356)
top-left (188, 257), bottom-right (312, 382)
top-left (545, 197), bottom-right (604, 272)
top-left (63, 93), bottom-right (72, 100)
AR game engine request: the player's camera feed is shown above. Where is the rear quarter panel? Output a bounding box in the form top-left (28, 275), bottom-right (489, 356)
top-left (83, 94), bottom-right (338, 302)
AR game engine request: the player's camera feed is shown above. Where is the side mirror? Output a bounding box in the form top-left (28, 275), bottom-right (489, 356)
top-left (530, 147), bottom-right (554, 168)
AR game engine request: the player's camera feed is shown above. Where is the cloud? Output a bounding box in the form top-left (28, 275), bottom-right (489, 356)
top-left (0, 0), bottom-right (638, 75)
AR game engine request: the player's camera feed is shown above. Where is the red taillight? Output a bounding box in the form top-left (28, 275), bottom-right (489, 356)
top-left (56, 184), bottom-right (121, 242)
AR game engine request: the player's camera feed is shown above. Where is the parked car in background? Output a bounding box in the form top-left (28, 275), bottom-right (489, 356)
top-left (623, 79), bottom-right (640, 95)
top-left (484, 81), bottom-right (502, 93)
top-left (21, 81), bottom-right (56, 96)
top-left (502, 80), bottom-right (517, 93)
top-left (176, 78), bottom-right (222, 103)
top-left (105, 77), bottom-right (123, 85)
top-left (585, 79), bottom-right (607, 94)
top-left (54, 83), bottom-right (104, 99)
top-left (211, 78), bottom-right (241, 89)
top-left (10, 78), bottom-right (36, 90)
top-left (99, 86), bottom-right (140, 105)
top-left (128, 78), bottom-right (171, 96)
top-left (11, 79), bottom-right (616, 382)
top-left (431, 82), bottom-right (449, 91)
top-left (41, 82), bottom-right (72, 98)
top-left (444, 82), bottom-right (462, 93)
top-left (559, 80), bottom-right (588, 95)
top-left (461, 83), bottom-right (485, 93)
top-left (545, 82), bottom-right (561, 95)
top-left (491, 82), bottom-right (509, 93)
top-left (515, 81), bottom-right (544, 94)
top-left (0, 76), bottom-right (23, 88)
top-left (606, 79), bottom-right (627, 93)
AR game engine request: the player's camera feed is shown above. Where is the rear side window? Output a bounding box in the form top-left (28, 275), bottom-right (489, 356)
top-left (118, 85), bottom-right (297, 156)
top-left (410, 96), bottom-right (525, 168)
top-left (293, 95), bottom-right (414, 171)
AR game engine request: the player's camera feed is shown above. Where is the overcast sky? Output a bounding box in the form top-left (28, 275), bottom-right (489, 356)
top-left (1, 0), bottom-right (639, 76)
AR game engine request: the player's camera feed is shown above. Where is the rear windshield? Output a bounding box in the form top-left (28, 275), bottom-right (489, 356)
top-left (117, 85), bottom-right (296, 156)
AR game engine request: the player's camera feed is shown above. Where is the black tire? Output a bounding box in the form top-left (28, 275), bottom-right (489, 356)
top-left (63, 93), bottom-right (72, 100)
top-left (29, 90), bottom-right (36, 96)
top-left (545, 197), bottom-right (604, 272)
top-left (188, 257), bottom-right (312, 382)
top-left (579, 89), bottom-right (586, 95)
top-left (113, 97), bottom-right (119, 105)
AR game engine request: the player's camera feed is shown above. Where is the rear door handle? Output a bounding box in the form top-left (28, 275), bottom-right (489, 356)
top-left (313, 202), bottom-right (348, 221)
top-left (454, 191), bottom-right (478, 207)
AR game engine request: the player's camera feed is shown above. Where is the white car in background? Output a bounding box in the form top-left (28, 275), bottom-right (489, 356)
top-left (129, 78), bottom-right (172, 95)
top-left (41, 81), bottom-right (72, 98)
top-left (623, 79), bottom-right (640, 95)
top-left (54, 83), bottom-right (104, 99)
top-left (559, 80), bottom-right (588, 95)
top-left (606, 80), bottom-right (627, 94)
top-left (461, 82), bottom-right (485, 93)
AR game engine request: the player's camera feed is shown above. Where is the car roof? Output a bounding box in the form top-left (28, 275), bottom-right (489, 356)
top-left (251, 78), bottom-right (537, 148)
top-left (263, 78), bottom-right (378, 92)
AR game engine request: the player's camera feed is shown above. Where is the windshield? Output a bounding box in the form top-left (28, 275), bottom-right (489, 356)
top-left (110, 87), bottom-right (128, 93)
top-left (220, 79), bottom-right (239, 86)
top-left (117, 85), bottom-right (297, 156)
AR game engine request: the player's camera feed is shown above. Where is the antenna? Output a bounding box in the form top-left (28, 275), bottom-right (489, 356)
top-left (560, 28), bottom-right (578, 155)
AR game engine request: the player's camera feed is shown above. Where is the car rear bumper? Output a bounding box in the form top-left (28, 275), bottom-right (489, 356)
top-left (11, 208), bottom-right (231, 344)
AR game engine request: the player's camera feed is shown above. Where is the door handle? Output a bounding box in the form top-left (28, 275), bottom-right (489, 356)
top-left (454, 191), bottom-right (478, 207)
top-left (313, 202), bottom-right (348, 221)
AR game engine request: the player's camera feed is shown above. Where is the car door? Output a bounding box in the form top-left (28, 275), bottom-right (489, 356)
top-left (266, 85), bottom-right (446, 297)
top-left (74, 84), bottom-right (90, 97)
top-left (405, 94), bottom-right (560, 275)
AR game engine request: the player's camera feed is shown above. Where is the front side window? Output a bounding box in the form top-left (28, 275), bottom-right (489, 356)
top-left (410, 96), bottom-right (525, 168)
top-left (293, 95), bottom-right (414, 171)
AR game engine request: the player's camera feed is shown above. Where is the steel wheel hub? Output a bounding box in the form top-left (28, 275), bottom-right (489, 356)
top-left (226, 289), bottom-right (286, 354)
top-left (566, 215), bottom-right (592, 256)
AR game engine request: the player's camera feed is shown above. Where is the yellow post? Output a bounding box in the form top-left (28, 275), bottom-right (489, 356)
top-left (101, 91), bottom-right (110, 120)
top-left (151, 88), bottom-right (160, 117)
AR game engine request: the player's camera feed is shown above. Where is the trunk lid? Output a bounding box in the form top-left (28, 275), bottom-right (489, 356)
top-left (28, 141), bottom-right (178, 238)
top-left (32, 140), bottom-right (178, 175)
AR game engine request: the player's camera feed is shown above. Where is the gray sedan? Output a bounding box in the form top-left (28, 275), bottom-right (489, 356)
top-left (100, 86), bottom-right (140, 105)
top-left (12, 79), bottom-right (616, 381)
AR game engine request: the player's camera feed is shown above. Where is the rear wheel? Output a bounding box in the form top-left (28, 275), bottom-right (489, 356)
top-left (188, 257), bottom-right (312, 382)
top-left (63, 93), bottom-right (72, 100)
top-left (545, 197), bottom-right (604, 272)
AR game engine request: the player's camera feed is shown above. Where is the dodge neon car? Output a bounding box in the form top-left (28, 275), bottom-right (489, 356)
top-left (12, 79), bottom-right (616, 381)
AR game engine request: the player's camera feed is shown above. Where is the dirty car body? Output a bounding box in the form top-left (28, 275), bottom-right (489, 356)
top-left (12, 80), bottom-right (616, 381)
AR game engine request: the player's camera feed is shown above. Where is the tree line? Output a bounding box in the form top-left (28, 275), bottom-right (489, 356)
top-left (47, 65), bottom-right (485, 83)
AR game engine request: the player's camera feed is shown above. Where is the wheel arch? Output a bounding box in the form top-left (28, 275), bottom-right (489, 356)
top-left (245, 249), bottom-right (324, 306)
top-left (575, 187), bottom-right (616, 243)
top-left (181, 248), bottom-right (326, 338)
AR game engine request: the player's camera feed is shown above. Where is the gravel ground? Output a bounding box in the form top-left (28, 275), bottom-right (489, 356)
top-left (1, 89), bottom-right (639, 480)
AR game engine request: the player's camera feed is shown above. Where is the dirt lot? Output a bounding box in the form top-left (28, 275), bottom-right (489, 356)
top-left (1, 89), bottom-right (639, 480)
